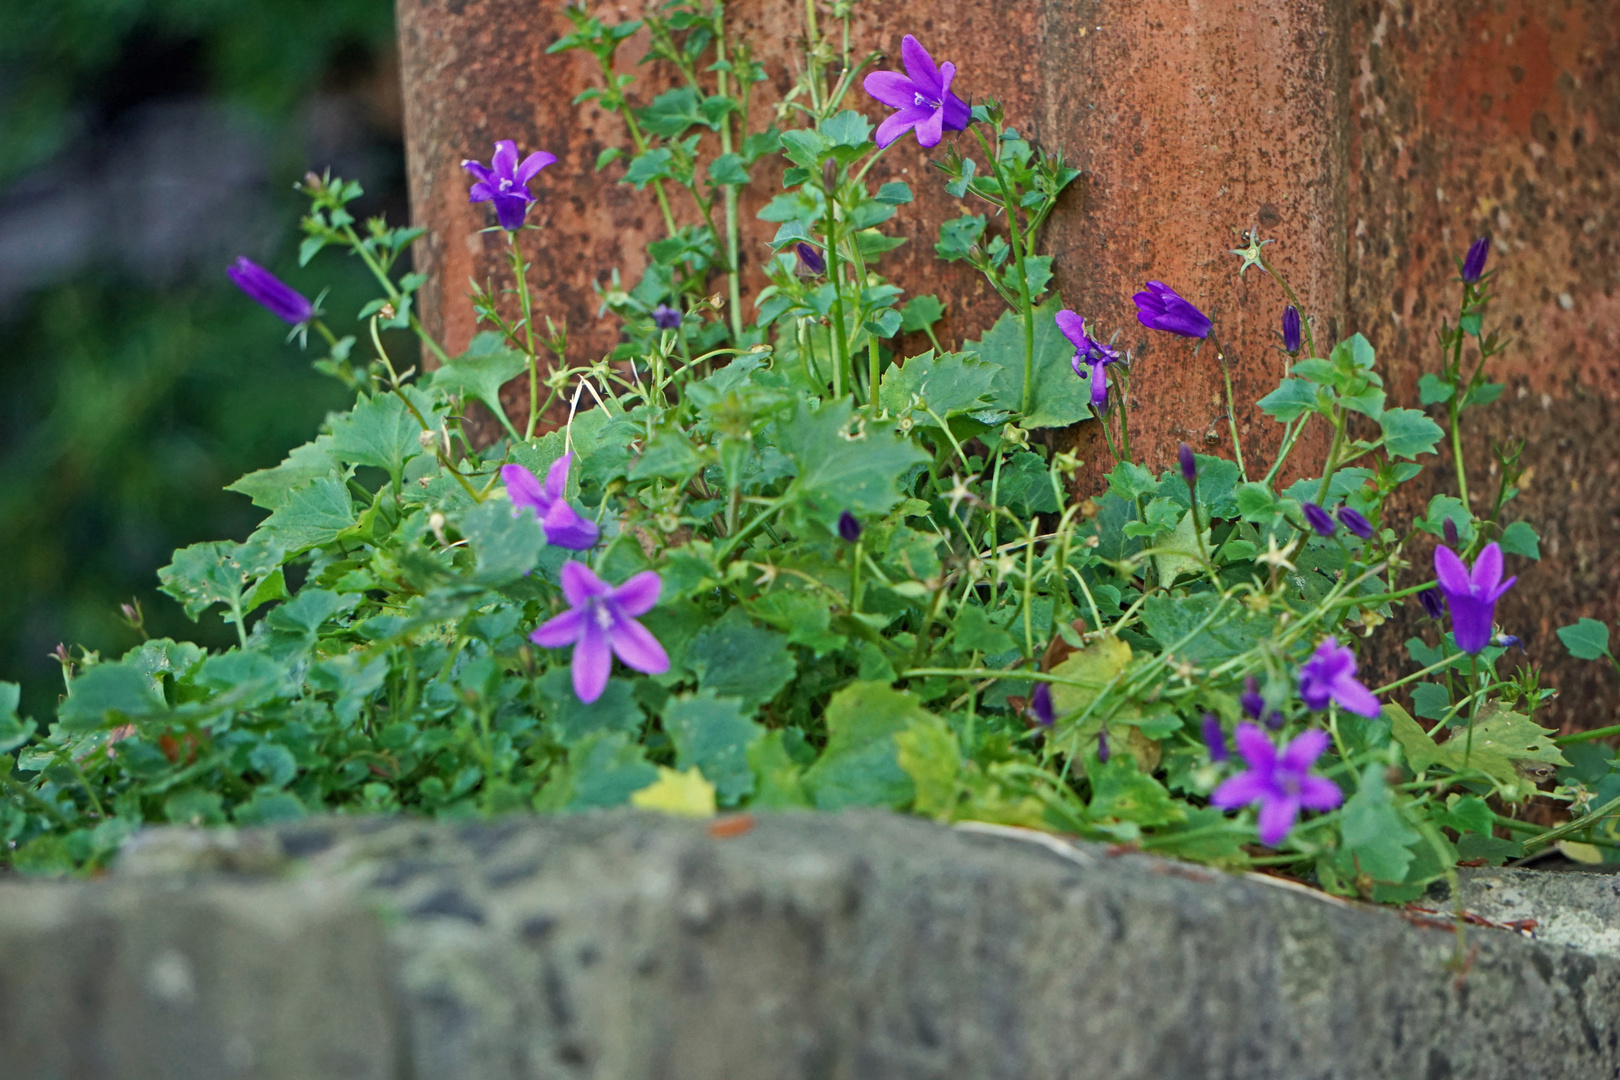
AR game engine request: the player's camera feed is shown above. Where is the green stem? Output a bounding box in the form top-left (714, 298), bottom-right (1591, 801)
top-left (713, 3), bottom-right (744, 343)
top-left (1313, 412), bottom-right (1345, 505)
top-left (822, 174), bottom-right (852, 399)
top-left (1208, 334), bottom-right (1247, 479)
top-left (508, 233), bottom-right (543, 440)
top-left (1521, 793), bottom-right (1620, 852)
top-left (976, 127), bottom-right (1036, 415)
top-left (848, 536), bottom-right (863, 613)
top-left (1555, 723), bottom-right (1620, 747)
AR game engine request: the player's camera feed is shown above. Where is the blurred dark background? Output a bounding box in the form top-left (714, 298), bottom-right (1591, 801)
top-left (0, 0), bottom-right (407, 720)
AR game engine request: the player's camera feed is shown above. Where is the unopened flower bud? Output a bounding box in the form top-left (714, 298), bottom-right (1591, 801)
top-left (837, 511), bottom-right (862, 543)
top-left (1202, 714), bottom-right (1229, 762)
top-left (1178, 442), bottom-right (1197, 485)
top-left (1303, 502), bottom-right (1336, 537)
top-left (1281, 305), bottom-right (1302, 355)
top-left (1461, 236), bottom-right (1490, 284)
top-left (1442, 517), bottom-right (1460, 547)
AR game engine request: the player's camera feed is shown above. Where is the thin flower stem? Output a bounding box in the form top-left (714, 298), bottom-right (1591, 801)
top-left (975, 127), bottom-right (1037, 415)
top-left (506, 233), bottom-right (544, 440)
top-left (1207, 334), bottom-right (1247, 479)
top-left (1521, 792), bottom-right (1620, 852)
top-left (1555, 723), bottom-right (1620, 747)
top-left (821, 173), bottom-right (852, 398)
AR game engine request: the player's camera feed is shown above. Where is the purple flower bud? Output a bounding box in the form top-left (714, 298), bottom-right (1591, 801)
top-left (1303, 502), bottom-right (1336, 537)
top-left (1096, 730), bottom-right (1110, 763)
top-left (1028, 683), bottom-right (1055, 727)
top-left (1264, 709), bottom-right (1285, 731)
top-left (1493, 633), bottom-right (1523, 652)
top-left (652, 304), bottom-right (682, 330)
top-left (1442, 517), bottom-right (1460, 547)
top-left (1337, 505), bottom-right (1374, 539)
top-left (837, 510), bottom-right (862, 543)
top-left (228, 257), bottom-right (316, 325)
top-left (1281, 305), bottom-right (1302, 354)
top-left (1132, 281), bottom-right (1212, 339)
top-left (1202, 713), bottom-right (1229, 762)
top-left (796, 242), bottom-right (826, 275)
top-left (1241, 675), bottom-right (1265, 720)
top-left (1178, 443), bottom-right (1198, 486)
top-left (1417, 587), bottom-right (1445, 620)
top-left (1462, 236), bottom-right (1490, 284)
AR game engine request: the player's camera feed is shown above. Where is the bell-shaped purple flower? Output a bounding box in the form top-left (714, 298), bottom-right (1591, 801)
top-left (1435, 542), bottom-right (1516, 654)
top-left (228, 257), bottom-right (316, 325)
top-left (502, 455), bottom-right (600, 551)
top-left (837, 510), bottom-right (862, 543)
top-left (1281, 305), bottom-right (1302, 354)
top-left (1416, 587), bottom-right (1445, 621)
top-left (652, 303), bottom-right (682, 330)
top-left (1055, 310), bottom-right (1120, 408)
top-left (1096, 729), bottom-right (1110, 763)
top-left (463, 140), bottom-right (556, 232)
top-left (1178, 443), bottom-right (1198, 486)
top-left (1298, 637), bottom-right (1381, 718)
top-left (796, 242), bottom-right (826, 275)
top-left (1202, 713), bottom-right (1229, 762)
top-left (1241, 675), bottom-right (1265, 721)
top-left (531, 562), bottom-right (669, 703)
top-left (1442, 517), bottom-right (1460, 547)
top-left (1028, 683), bottom-right (1055, 727)
top-left (1462, 236), bottom-right (1491, 284)
top-left (1211, 724), bottom-right (1344, 846)
top-left (863, 35), bottom-right (971, 149)
top-left (1337, 505), bottom-right (1374, 539)
top-left (1132, 281), bottom-right (1212, 339)
top-left (1302, 502), bottom-right (1336, 537)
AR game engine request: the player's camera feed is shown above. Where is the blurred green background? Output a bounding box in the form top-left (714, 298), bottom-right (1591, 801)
top-left (0, 0), bottom-right (407, 720)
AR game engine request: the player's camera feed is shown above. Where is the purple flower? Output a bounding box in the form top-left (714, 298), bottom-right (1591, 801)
top-left (1493, 633), bottom-right (1523, 652)
top-left (1337, 505), bottom-right (1374, 539)
top-left (1462, 236), bottom-right (1490, 284)
top-left (1435, 542), bottom-right (1516, 654)
top-left (1281, 305), bottom-right (1302, 354)
top-left (1055, 310), bottom-right (1120, 408)
top-left (502, 455), bottom-right (600, 551)
top-left (796, 242), bottom-right (826, 275)
top-left (1211, 724), bottom-right (1344, 846)
top-left (1417, 587), bottom-right (1444, 620)
top-left (1298, 637), bottom-right (1382, 718)
top-left (1442, 517), bottom-right (1460, 547)
top-left (1096, 729), bottom-right (1110, 763)
top-left (652, 303), bottom-right (682, 330)
top-left (1302, 502), bottom-right (1336, 537)
top-left (228, 257), bottom-right (315, 325)
top-left (1240, 675), bottom-right (1265, 720)
top-left (1028, 683), bottom-right (1054, 727)
top-left (1202, 714), bottom-right (1229, 762)
top-left (531, 562), bottom-right (668, 703)
top-left (1264, 709), bottom-right (1285, 731)
top-left (863, 35), bottom-right (971, 149)
top-left (837, 510), bottom-right (862, 543)
top-left (1132, 281), bottom-right (1212, 339)
top-left (463, 140), bottom-right (556, 232)
top-left (1178, 443), bottom-right (1198, 486)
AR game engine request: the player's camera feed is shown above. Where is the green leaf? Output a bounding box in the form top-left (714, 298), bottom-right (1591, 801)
top-left (778, 129), bottom-right (830, 168)
top-left (998, 451), bottom-right (1060, 516)
top-left (1256, 379), bottom-right (1321, 422)
top-left (637, 87), bottom-right (705, 136)
top-left (746, 589), bottom-right (846, 655)
top-left (0, 683), bottom-right (35, 755)
top-left (248, 743), bottom-right (299, 788)
top-left (952, 605), bottom-right (1016, 655)
top-left (899, 294), bottom-right (945, 332)
top-left (818, 109), bottom-right (873, 147)
top-left (1152, 509), bottom-right (1211, 585)
top-left (935, 215), bottom-right (985, 260)
top-left (629, 426), bottom-right (703, 481)
top-left (1379, 408), bottom-right (1444, 460)
top-left (1498, 521), bottom-right (1540, 560)
top-left (963, 299), bottom-right (1093, 429)
top-left (624, 148), bottom-right (674, 188)
top-left (663, 692), bottom-right (766, 806)
top-left (158, 537), bottom-right (286, 621)
top-left (539, 670), bottom-right (644, 745)
top-left (257, 477), bottom-right (359, 552)
top-left (1141, 593), bottom-right (1275, 664)
top-left (555, 732), bottom-right (660, 810)
top-left (328, 391), bottom-right (429, 482)
top-left (1415, 495), bottom-right (1475, 546)
top-left (687, 609), bottom-right (796, 709)
top-left (459, 497), bottom-right (545, 586)
top-left (895, 714), bottom-right (959, 816)
top-left (1463, 382), bottom-right (1504, 409)
top-left (1337, 764), bottom-right (1419, 882)
top-left (776, 398), bottom-right (928, 527)
top-left (748, 731), bottom-right (812, 808)
top-left (1107, 461), bottom-right (1159, 502)
top-left (878, 350), bottom-right (999, 425)
top-left (1388, 702), bottom-right (1566, 786)
top-left (1558, 618), bottom-right (1612, 660)
top-left (1020, 255), bottom-right (1053, 297)
top-left (233, 791), bottom-right (307, 826)
top-left (707, 152), bottom-right (750, 186)
top-left (1417, 373), bottom-right (1456, 405)
top-left (803, 682), bottom-right (936, 810)
top-left (1234, 482), bottom-right (1281, 522)
top-left (426, 332), bottom-right (527, 425)
top-left (875, 182), bottom-right (914, 205)
top-left (1089, 754), bottom-right (1186, 827)
top-left (863, 308), bottom-right (903, 338)
top-left (57, 663), bottom-right (166, 733)
top-left (226, 436), bottom-right (340, 510)
top-left (1331, 333), bottom-right (1377, 373)
top-left (1410, 682), bottom-right (1451, 721)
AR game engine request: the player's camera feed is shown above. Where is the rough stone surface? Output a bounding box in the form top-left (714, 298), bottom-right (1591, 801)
top-left (1458, 865), bottom-right (1620, 960)
top-left (4, 810), bottom-right (1620, 1078)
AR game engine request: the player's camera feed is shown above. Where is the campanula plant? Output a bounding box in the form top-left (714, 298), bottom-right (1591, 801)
top-left (3, 0), bottom-right (1608, 896)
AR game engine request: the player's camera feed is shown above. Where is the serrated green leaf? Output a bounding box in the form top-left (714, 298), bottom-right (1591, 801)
top-left (328, 391), bottom-right (429, 482)
top-left (1256, 379), bottom-right (1321, 422)
top-left (624, 148), bottom-right (674, 188)
top-left (875, 182), bottom-right (914, 205)
top-left (1417, 373), bottom-right (1456, 405)
top-left (226, 436), bottom-right (341, 510)
top-left (687, 608), bottom-right (795, 709)
top-left (1337, 764), bottom-right (1419, 881)
top-left (256, 477), bottom-right (358, 552)
top-left (1141, 593), bottom-right (1275, 664)
top-left (775, 398), bottom-right (928, 527)
top-left (963, 299), bottom-right (1092, 429)
top-left (997, 451), bottom-right (1060, 517)
top-left (663, 692), bottom-right (765, 806)
top-left (707, 152), bottom-right (750, 186)
top-left (1234, 482), bottom-right (1281, 521)
top-left (1088, 754), bottom-right (1186, 827)
top-left (1388, 702), bottom-right (1566, 785)
top-left (1411, 682), bottom-right (1451, 721)
top-left (57, 663), bottom-right (166, 733)
top-left (1498, 520), bottom-right (1540, 560)
top-left (952, 604), bottom-right (1016, 655)
top-left (637, 87), bottom-right (705, 136)
top-left (899, 294), bottom-right (944, 332)
top-left (459, 497), bottom-right (546, 586)
top-left (818, 109), bottom-right (872, 147)
top-left (1379, 407), bottom-right (1444, 460)
top-left (878, 350), bottom-right (999, 425)
top-left (1558, 618), bottom-right (1611, 660)
top-left (426, 332), bottom-right (527, 428)
top-left (896, 714), bottom-right (959, 816)
top-left (629, 427), bottom-right (704, 481)
top-left (803, 682), bottom-right (935, 810)
top-left (158, 537), bottom-right (286, 621)
top-left (748, 730), bottom-right (812, 808)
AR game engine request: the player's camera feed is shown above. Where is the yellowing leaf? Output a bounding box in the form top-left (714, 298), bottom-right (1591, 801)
top-left (1047, 636), bottom-right (1158, 769)
top-left (1387, 702), bottom-right (1566, 788)
top-left (895, 717), bottom-right (959, 816)
top-left (1153, 509), bottom-right (1211, 585)
top-left (630, 766), bottom-right (717, 817)
top-left (1559, 841), bottom-right (1605, 865)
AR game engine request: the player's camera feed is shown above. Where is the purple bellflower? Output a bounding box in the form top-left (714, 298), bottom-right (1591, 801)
top-left (1241, 675), bottom-right (1265, 721)
top-left (501, 455), bottom-right (600, 551)
top-left (1298, 637), bottom-right (1382, 718)
top-left (1442, 517), bottom-right (1460, 547)
top-left (1337, 505), bottom-right (1374, 539)
top-left (1132, 281), bottom-right (1212, 339)
top-left (863, 35), bottom-right (971, 149)
top-left (1096, 729), bottom-right (1110, 763)
top-left (1055, 310), bottom-right (1121, 408)
top-left (531, 562), bottom-right (668, 704)
top-left (1302, 502), bottom-right (1336, 537)
top-left (1435, 542), bottom-right (1516, 654)
top-left (796, 242), bottom-right (826, 275)
top-left (1202, 714), bottom-right (1229, 762)
top-left (837, 510), bottom-right (863, 543)
top-left (463, 140), bottom-right (556, 232)
top-left (1178, 443), bottom-right (1198, 486)
top-left (1462, 236), bottom-right (1491, 284)
top-left (228, 257), bottom-right (316, 325)
top-left (1281, 305), bottom-right (1302, 354)
top-left (652, 303), bottom-right (683, 330)
top-left (1212, 724), bottom-right (1344, 847)
top-left (1264, 709), bottom-right (1285, 731)
top-left (1417, 587), bottom-right (1445, 621)
top-left (1028, 683), bottom-right (1055, 727)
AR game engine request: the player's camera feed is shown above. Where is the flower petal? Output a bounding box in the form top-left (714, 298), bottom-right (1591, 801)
top-left (1490, 574), bottom-right (1518, 604)
top-left (1471, 542), bottom-right (1503, 594)
top-left (462, 160), bottom-right (493, 184)
top-left (1210, 770), bottom-right (1269, 809)
top-left (515, 150), bottom-right (557, 184)
top-left (609, 614), bottom-right (669, 675)
top-left (467, 181), bottom-right (497, 202)
top-left (571, 618), bottom-right (613, 703)
top-left (874, 109), bottom-right (923, 148)
top-left (941, 91), bottom-right (972, 132)
top-left (1433, 544), bottom-right (1472, 596)
top-left (1329, 673), bottom-right (1382, 718)
top-left (1256, 794), bottom-right (1301, 847)
top-left (493, 192), bottom-right (531, 231)
top-left (1088, 360), bottom-right (1108, 408)
top-left (530, 608), bottom-right (585, 648)
top-left (1232, 722), bottom-right (1278, 773)
top-left (559, 559), bottom-right (611, 607)
top-left (502, 463), bottom-right (548, 516)
top-left (1055, 309), bottom-right (1089, 349)
top-left (491, 139), bottom-right (519, 178)
top-left (611, 570), bottom-right (663, 617)
top-left (542, 501), bottom-right (600, 551)
top-left (1298, 774), bottom-right (1345, 812)
top-left (544, 452), bottom-right (573, 502)
top-left (864, 71), bottom-right (920, 109)
top-left (914, 104), bottom-right (947, 148)
top-left (937, 60), bottom-right (957, 98)
top-left (1279, 728), bottom-right (1331, 773)
top-left (900, 35), bottom-right (942, 96)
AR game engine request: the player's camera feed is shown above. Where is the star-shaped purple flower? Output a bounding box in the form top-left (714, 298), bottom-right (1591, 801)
top-left (228, 257), bottom-right (316, 325)
top-left (1435, 541), bottom-right (1516, 654)
top-left (1055, 310), bottom-right (1120, 408)
top-left (1298, 637), bottom-right (1382, 718)
top-left (531, 562), bottom-right (669, 703)
top-left (463, 140), bottom-right (557, 232)
top-left (1132, 281), bottom-right (1212, 339)
top-left (1211, 724), bottom-right (1343, 846)
top-left (862, 35), bottom-right (971, 149)
top-left (502, 454), bottom-right (599, 551)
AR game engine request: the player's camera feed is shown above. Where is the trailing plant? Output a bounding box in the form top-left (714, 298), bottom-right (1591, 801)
top-left (5, 1), bottom-right (1617, 900)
